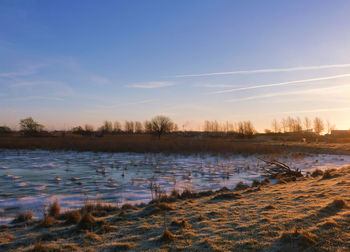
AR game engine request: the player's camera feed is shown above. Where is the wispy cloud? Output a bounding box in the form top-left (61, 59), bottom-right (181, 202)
top-left (127, 81), bottom-right (174, 89)
top-left (226, 84), bottom-right (350, 102)
top-left (175, 63), bottom-right (350, 78)
top-left (4, 96), bottom-right (64, 102)
top-left (275, 107), bottom-right (350, 115)
top-left (89, 75), bottom-right (111, 86)
top-left (9, 80), bottom-right (64, 88)
top-left (208, 73), bottom-right (350, 95)
top-left (0, 64), bottom-right (46, 78)
top-left (93, 99), bottom-right (155, 110)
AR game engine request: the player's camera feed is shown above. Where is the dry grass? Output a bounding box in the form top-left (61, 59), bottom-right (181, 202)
top-left (311, 168), bottom-right (324, 177)
top-left (48, 200), bottom-right (61, 217)
top-left (0, 135), bottom-right (283, 155)
top-left (0, 232), bottom-right (15, 243)
top-left (40, 216), bottom-right (56, 227)
top-left (276, 227), bottom-right (318, 251)
top-left (62, 210), bottom-right (82, 224)
top-left (78, 212), bottom-right (96, 230)
top-left (11, 211), bottom-right (33, 224)
top-left (160, 227), bottom-right (175, 242)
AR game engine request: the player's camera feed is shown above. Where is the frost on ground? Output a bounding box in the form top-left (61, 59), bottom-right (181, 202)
top-left (0, 166), bottom-right (349, 251)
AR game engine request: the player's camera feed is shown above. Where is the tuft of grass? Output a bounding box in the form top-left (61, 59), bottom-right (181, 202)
top-left (311, 169), bottom-right (324, 177)
top-left (251, 180), bottom-right (261, 187)
top-left (160, 227), bottom-right (175, 242)
top-left (41, 216), bottom-right (55, 227)
top-left (63, 210), bottom-right (82, 225)
top-left (48, 200), bottom-right (60, 217)
top-left (212, 192), bottom-right (241, 201)
top-left (180, 188), bottom-right (196, 199)
top-left (85, 231), bottom-right (102, 242)
top-left (170, 188), bottom-right (180, 199)
top-left (261, 178), bottom-right (270, 185)
top-left (81, 202), bottom-right (118, 215)
top-left (33, 240), bottom-right (62, 252)
top-left (11, 211), bottom-right (33, 224)
top-left (155, 202), bottom-right (173, 211)
top-left (102, 223), bottom-right (117, 233)
top-left (121, 203), bottom-right (135, 211)
top-left (322, 169), bottom-right (337, 179)
top-left (278, 227), bottom-right (317, 250)
top-left (0, 232), bottom-right (16, 243)
top-left (106, 242), bottom-right (135, 250)
top-left (263, 204), bottom-right (276, 210)
top-left (328, 198), bottom-right (348, 209)
top-left (170, 218), bottom-right (191, 228)
top-left (78, 212), bottom-right (95, 230)
top-left (234, 181), bottom-right (250, 191)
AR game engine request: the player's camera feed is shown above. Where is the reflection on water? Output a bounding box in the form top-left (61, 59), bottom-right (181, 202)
top-left (0, 149), bottom-right (349, 224)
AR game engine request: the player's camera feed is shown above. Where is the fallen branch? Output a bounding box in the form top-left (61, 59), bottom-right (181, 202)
top-left (258, 158), bottom-right (303, 178)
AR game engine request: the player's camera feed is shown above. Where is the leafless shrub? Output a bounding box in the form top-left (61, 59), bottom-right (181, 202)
top-left (48, 200), bottom-right (60, 217)
top-left (11, 211), bottom-right (33, 224)
top-left (149, 181), bottom-right (166, 201)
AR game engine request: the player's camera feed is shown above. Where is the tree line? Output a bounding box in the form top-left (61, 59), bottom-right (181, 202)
top-left (0, 115), bottom-right (337, 138)
top-left (9, 116), bottom-right (176, 139)
top-left (269, 116), bottom-right (335, 135)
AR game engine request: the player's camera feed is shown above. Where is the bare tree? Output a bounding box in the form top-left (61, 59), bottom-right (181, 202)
top-left (19, 117), bottom-right (44, 136)
top-left (271, 119), bottom-right (280, 133)
top-left (101, 120), bottom-right (113, 133)
top-left (303, 117), bottom-right (312, 131)
top-left (294, 117), bottom-right (302, 132)
top-left (281, 118), bottom-right (288, 133)
top-left (113, 121), bottom-right (122, 132)
top-left (135, 121), bottom-right (143, 133)
top-left (326, 119), bottom-right (336, 134)
top-left (124, 121), bottom-right (134, 133)
top-left (149, 115), bottom-right (174, 139)
top-left (144, 120), bottom-right (152, 133)
top-left (238, 121), bottom-right (255, 137)
top-left (313, 117), bottom-right (324, 135)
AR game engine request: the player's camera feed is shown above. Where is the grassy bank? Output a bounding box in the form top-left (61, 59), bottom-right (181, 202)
top-left (2, 135), bottom-right (350, 156)
top-left (1, 167), bottom-right (349, 251)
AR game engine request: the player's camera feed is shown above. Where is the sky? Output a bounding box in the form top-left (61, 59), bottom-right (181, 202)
top-left (1, 0), bottom-right (350, 131)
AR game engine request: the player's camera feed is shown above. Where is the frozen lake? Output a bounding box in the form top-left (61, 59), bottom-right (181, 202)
top-left (1, 149), bottom-right (350, 224)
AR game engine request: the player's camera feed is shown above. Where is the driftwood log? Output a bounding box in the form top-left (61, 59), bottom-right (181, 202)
top-left (258, 158), bottom-right (303, 178)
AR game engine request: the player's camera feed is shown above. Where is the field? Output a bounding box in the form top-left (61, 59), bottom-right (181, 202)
top-left (2, 135), bottom-right (350, 155)
top-left (0, 166), bottom-right (349, 251)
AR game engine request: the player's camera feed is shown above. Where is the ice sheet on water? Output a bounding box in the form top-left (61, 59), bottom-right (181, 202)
top-left (1, 149), bottom-right (350, 224)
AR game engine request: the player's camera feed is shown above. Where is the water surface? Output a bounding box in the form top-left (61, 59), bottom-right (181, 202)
top-left (1, 149), bottom-right (349, 224)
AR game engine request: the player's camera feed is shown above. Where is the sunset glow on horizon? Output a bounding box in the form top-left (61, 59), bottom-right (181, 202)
top-left (2, 1), bottom-right (350, 131)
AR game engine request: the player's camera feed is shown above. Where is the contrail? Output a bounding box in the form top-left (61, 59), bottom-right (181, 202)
top-left (208, 73), bottom-right (350, 95)
top-left (225, 84), bottom-right (350, 102)
top-left (175, 64), bottom-right (350, 78)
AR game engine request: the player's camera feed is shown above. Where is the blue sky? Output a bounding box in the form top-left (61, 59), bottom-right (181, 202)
top-left (1, 1), bottom-right (350, 131)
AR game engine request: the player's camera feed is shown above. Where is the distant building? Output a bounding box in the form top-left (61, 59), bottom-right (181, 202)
top-left (331, 130), bottom-right (350, 137)
top-left (302, 129), bottom-right (314, 133)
